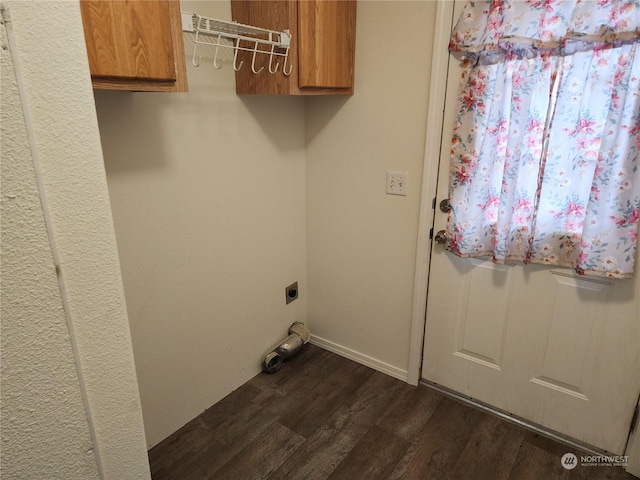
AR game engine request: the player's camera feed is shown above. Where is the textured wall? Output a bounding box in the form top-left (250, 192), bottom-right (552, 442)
top-left (97, 0), bottom-right (307, 447)
top-left (2, 1), bottom-right (150, 478)
top-left (0, 14), bottom-right (101, 480)
top-left (306, 1), bottom-right (436, 374)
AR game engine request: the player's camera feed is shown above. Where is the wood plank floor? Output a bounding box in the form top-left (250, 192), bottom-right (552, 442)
top-left (149, 345), bottom-right (637, 480)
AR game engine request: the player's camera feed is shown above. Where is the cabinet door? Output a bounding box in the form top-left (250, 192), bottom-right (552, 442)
top-left (81, 0), bottom-right (175, 80)
top-left (81, 0), bottom-right (187, 91)
top-left (297, 0), bottom-right (355, 89)
top-left (231, 0), bottom-right (299, 95)
top-left (231, 0), bottom-right (355, 95)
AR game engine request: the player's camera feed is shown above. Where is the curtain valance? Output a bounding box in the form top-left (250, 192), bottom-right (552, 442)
top-left (450, 0), bottom-right (640, 61)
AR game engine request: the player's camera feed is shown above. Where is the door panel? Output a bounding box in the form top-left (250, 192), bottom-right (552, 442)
top-left (514, 269), bottom-right (638, 452)
top-left (531, 273), bottom-right (612, 400)
top-left (422, 1), bottom-right (640, 454)
top-left (454, 260), bottom-right (513, 370)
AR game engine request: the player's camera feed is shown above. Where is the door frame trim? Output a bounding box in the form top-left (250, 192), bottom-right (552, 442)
top-left (626, 395), bottom-right (640, 476)
top-left (407, 0), bottom-right (455, 386)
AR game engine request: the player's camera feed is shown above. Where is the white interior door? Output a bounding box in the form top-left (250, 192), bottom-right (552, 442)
top-left (421, 1), bottom-right (640, 455)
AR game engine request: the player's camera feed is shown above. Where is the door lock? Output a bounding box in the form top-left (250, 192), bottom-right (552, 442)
top-left (439, 198), bottom-right (452, 213)
top-left (434, 230), bottom-right (448, 244)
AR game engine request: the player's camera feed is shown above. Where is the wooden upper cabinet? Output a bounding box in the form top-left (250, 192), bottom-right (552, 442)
top-left (80, 0), bottom-right (188, 92)
top-left (231, 0), bottom-right (356, 95)
top-left (298, 1), bottom-right (354, 89)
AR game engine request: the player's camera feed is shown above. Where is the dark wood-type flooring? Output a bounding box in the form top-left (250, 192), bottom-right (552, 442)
top-left (149, 345), bottom-right (637, 480)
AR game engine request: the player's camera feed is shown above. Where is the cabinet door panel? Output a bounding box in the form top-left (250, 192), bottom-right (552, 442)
top-left (231, 0), bottom-right (299, 95)
top-left (298, 0), bottom-right (355, 89)
top-left (81, 0), bottom-right (175, 81)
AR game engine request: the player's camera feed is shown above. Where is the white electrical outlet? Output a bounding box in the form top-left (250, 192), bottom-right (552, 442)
top-left (386, 171), bottom-right (408, 196)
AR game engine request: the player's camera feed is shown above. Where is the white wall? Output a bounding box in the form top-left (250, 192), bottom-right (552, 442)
top-left (96, 0), bottom-right (436, 448)
top-left (306, 1), bottom-right (437, 376)
top-left (96, 1), bottom-right (307, 447)
top-left (1, 1), bottom-right (150, 478)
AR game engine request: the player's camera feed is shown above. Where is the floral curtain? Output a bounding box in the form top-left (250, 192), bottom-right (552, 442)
top-left (446, 0), bottom-right (640, 278)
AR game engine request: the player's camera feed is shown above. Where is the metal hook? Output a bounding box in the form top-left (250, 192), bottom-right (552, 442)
top-left (268, 44), bottom-right (280, 73)
top-left (251, 40), bottom-right (265, 74)
top-left (192, 31), bottom-right (201, 67)
top-left (192, 48), bottom-right (201, 67)
top-left (212, 34), bottom-right (223, 69)
top-left (232, 39), bottom-right (244, 71)
top-left (282, 47), bottom-right (293, 76)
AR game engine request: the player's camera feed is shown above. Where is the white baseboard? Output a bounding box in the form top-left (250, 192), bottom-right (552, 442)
top-left (309, 335), bottom-right (409, 383)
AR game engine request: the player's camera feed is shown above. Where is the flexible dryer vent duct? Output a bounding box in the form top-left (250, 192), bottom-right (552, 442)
top-left (262, 322), bottom-right (310, 373)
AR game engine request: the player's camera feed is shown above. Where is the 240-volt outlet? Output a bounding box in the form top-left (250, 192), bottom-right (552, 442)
top-left (285, 282), bottom-right (298, 304)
